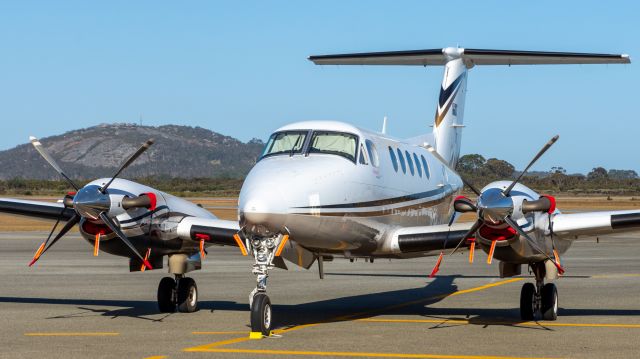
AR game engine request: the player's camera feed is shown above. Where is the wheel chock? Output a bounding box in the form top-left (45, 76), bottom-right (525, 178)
top-left (249, 331), bottom-right (265, 339)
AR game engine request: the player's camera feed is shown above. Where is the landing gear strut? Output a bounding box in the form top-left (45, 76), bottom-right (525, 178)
top-left (247, 234), bottom-right (286, 336)
top-left (520, 262), bottom-right (558, 321)
top-left (156, 275), bottom-right (199, 313)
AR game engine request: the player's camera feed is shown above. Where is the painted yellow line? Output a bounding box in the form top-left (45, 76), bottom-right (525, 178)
top-left (191, 348), bottom-right (563, 359)
top-left (143, 356), bottom-right (167, 359)
top-left (24, 332), bottom-right (120, 336)
top-left (358, 318), bottom-right (640, 328)
top-left (192, 331), bottom-right (248, 335)
top-left (184, 278), bottom-right (523, 352)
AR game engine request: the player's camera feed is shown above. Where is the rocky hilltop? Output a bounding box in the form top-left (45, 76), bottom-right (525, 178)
top-left (0, 123), bottom-right (264, 180)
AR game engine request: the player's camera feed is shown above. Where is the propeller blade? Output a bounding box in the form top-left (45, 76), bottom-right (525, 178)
top-left (29, 214), bottom-right (80, 266)
top-left (99, 212), bottom-right (152, 270)
top-left (447, 211), bottom-right (459, 227)
top-left (503, 135), bottom-right (559, 196)
top-left (449, 220), bottom-right (483, 256)
top-left (461, 176), bottom-right (481, 196)
top-left (100, 139), bottom-right (154, 193)
top-left (504, 216), bottom-right (565, 274)
top-left (29, 136), bottom-right (79, 191)
top-left (421, 143), bottom-right (481, 196)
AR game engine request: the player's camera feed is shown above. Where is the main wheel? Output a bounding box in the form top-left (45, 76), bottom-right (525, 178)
top-left (157, 277), bottom-right (176, 313)
top-left (520, 282), bottom-right (536, 321)
top-left (177, 277), bottom-right (198, 313)
top-left (250, 293), bottom-right (272, 336)
top-left (541, 283), bottom-right (558, 321)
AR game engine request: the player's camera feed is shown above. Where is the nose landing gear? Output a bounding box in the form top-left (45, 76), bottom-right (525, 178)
top-left (520, 261), bottom-right (558, 321)
top-left (156, 275), bottom-right (199, 313)
top-left (247, 233), bottom-right (287, 337)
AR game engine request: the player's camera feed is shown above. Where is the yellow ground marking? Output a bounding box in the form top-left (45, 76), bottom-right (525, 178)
top-left (188, 348), bottom-right (563, 359)
top-left (192, 331), bottom-right (249, 335)
top-left (359, 318), bottom-right (640, 329)
top-left (143, 356), bottom-right (167, 359)
top-left (184, 278), bottom-right (523, 352)
top-left (24, 332), bottom-right (119, 336)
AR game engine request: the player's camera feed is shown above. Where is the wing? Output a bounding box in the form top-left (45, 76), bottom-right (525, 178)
top-left (0, 198), bottom-right (76, 222)
top-left (386, 222), bottom-right (476, 255)
top-left (552, 210), bottom-right (640, 238)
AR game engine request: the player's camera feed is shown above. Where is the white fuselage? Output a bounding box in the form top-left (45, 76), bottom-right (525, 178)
top-left (239, 121), bottom-right (462, 256)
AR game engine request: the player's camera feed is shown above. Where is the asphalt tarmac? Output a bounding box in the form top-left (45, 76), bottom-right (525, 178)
top-left (1, 231), bottom-right (640, 359)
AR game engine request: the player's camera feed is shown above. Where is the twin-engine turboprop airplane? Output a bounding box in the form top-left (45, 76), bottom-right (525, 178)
top-left (0, 47), bottom-right (635, 338)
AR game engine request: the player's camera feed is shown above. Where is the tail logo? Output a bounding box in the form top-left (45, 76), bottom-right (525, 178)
top-left (434, 73), bottom-right (465, 127)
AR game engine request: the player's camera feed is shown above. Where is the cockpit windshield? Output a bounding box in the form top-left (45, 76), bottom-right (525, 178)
top-left (308, 131), bottom-right (358, 162)
top-left (261, 131), bottom-right (308, 158)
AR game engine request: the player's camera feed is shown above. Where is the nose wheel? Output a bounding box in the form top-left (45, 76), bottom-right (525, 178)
top-left (156, 275), bottom-right (199, 313)
top-left (250, 292), bottom-right (272, 336)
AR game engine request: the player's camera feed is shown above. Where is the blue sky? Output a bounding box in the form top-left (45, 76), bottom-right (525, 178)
top-left (0, 1), bottom-right (637, 174)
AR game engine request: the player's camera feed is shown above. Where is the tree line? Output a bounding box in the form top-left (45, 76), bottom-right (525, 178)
top-left (457, 154), bottom-right (640, 195)
top-left (2, 154), bottom-right (639, 196)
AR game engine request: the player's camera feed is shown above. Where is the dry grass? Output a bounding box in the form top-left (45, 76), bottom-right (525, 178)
top-left (2, 196), bottom-right (639, 232)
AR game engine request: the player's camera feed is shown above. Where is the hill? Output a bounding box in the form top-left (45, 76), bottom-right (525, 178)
top-left (0, 123), bottom-right (264, 180)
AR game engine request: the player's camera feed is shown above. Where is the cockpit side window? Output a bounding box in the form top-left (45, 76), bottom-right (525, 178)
top-left (365, 139), bottom-right (379, 167)
top-left (260, 131), bottom-right (308, 159)
top-left (308, 131), bottom-right (358, 162)
top-left (359, 144), bottom-right (368, 165)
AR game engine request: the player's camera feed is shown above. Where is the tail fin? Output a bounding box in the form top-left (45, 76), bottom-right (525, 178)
top-left (309, 47), bottom-right (630, 167)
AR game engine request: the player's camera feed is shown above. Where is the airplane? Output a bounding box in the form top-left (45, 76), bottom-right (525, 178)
top-left (0, 47), bottom-right (634, 338)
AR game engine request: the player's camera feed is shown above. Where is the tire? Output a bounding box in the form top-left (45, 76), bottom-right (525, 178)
top-left (177, 277), bottom-right (199, 313)
top-left (157, 277), bottom-right (176, 313)
top-left (541, 283), bottom-right (558, 321)
top-left (520, 282), bottom-right (536, 321)
top-left (250, 293), bottom-right (272, 336)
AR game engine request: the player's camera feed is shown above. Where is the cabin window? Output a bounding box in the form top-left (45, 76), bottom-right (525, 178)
top-left (359, 144), bottom-right (368, 165)
top-left (405, 150), bottom-right (415, 176)
top-left (366, 139), bottom-right (380, 167)
top-left (388, 146), bottom-right (398, 172)
top-left (413, 153), bottom-right (422, 177)
top-left (261, 131), bottom-right (308, 158)
top-left (421, 155), bottom-right (430, 179)
top-left (396, 148), bottom-right (406, 174)
top-left (308, 131), bottom-right (358, 162)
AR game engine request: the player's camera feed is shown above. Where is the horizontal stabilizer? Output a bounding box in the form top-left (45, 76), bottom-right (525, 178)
top-left (309, 48), bottom-right (630, 66)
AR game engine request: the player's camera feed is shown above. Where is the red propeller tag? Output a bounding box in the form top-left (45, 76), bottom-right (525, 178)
top-left (140, 248), bottom-right (152, 271)
top-left (28, 242), bottom-right (46, 267)
top-left (429, 252), bottom-right (444, 278)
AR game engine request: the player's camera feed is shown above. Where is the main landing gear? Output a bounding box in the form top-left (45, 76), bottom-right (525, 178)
top-left (520, 261), bottom-right (558, 321)
top-left (157, 275), bottom-right (199, 313)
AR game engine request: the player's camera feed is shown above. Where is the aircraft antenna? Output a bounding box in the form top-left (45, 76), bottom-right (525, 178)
top-left (381, 116), bottom-right (387, 134)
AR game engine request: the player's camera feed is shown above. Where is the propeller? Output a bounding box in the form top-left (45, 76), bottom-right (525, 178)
top-left (431, 135), bottom-right (563, 277)
top-left (28, 136), bottom-right (155, 266)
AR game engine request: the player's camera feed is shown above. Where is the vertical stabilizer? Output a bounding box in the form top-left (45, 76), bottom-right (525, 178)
top-left (433, 49), bottom-right (468, 168)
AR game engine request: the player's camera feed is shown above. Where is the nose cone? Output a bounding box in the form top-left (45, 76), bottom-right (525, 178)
top-left (73, 185), bottom-right (111, 220)
top-left (239, 165), bottom-right (289, 234)
top-left (477, 188), bottom-right (513, 223)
